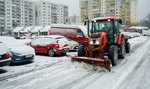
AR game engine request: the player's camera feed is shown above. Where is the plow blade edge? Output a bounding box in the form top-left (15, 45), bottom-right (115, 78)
top-left (68, 56), bottom-right (112, 71)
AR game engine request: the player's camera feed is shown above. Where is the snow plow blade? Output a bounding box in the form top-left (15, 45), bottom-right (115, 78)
top-left (68, 56), bottom-right (112, 71)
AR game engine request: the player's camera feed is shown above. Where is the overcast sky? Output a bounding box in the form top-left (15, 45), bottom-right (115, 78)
top-left (35, 0), bottom-right (150, 21)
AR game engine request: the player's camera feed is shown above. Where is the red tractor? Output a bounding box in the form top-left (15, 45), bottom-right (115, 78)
top-left (69, 17), bottom-right (130, 70)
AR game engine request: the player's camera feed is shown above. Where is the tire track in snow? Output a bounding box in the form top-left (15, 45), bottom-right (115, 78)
top-left (136, 58), bottom-right (150, 89)
top-left (70, 72), bottom-right (106, 89)
top-left (0, 64), bottom-right (69, 89)
top-left (57, 72), bottom-right (95, 89)
top-left (112, 39), bottom-right (150, 89)
top-left (0, 59), bottom-right (69, 81)
top-left (114, 37), bottom-right (148, 68)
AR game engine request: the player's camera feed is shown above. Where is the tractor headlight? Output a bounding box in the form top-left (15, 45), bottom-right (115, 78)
top-left (95, 40), bottom-right (99, 44)
top-left (90, 39), bottom-right (99, 45)
top-left (90, 40), bottom-right (93, 44)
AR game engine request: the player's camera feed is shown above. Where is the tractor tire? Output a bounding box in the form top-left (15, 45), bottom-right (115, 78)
top-left (108, 45), bottom-right (118, 66)
top-left (78, 45), bottom-right (85, 56)
top-left (119, 39), bottom-right (126, 59)
top-left (48, 49), bottom-right (55, 57)
top-left (126, 42), bottom-right (130, 53)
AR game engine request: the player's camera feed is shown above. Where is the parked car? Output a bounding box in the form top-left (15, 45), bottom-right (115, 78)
top-left (0, 36), bottom-right (35, 64)
top-left (67, 38), bottom-right (79, 51)
top-left (10, 45), bottom-right (35, 63)
top-left (30, 35), bottom-right (70, 57)
top-left (0, 42), bottom-right (11, 67)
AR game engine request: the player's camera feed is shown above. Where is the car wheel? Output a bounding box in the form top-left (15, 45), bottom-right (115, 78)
top-left (108, 45), bottom-right (118, 66)
top-left (48, 49), bottom-right (55, 57)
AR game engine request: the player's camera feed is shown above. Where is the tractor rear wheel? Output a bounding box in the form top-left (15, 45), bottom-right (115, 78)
top-left (126, 42), bottom-right (130, 53)
top-left (119, 39), bottom-right (126, 59)
top-left (78, 45), bottom-right (85, 56)
top-left (108, 45), bottom-right (118, 66)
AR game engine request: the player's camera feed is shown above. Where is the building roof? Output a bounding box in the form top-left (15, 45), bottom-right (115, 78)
top-left (31, 26), bottom-right (42, 33)
top-left (40, 26), bottom-right (50, 32)
top-left (13, 27), bottom-right (24, 33)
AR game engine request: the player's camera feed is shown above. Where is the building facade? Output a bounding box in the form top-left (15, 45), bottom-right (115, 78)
top-left (0, 0), bottom-right (35, 33)
top-left (35, 0), bottom-right (68, 26)
top-left (80, 0), bottom-right (138, 25)
top-left (11, 0), bottom-right (35, 28)
top-left (0, 0), bottom-right (5, 35)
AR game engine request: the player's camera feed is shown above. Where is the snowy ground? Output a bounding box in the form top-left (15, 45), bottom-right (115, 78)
top-left (0, 36), bottom-right (150, 89)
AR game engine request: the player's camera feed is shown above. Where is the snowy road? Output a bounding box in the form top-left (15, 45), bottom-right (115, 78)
top-left (0, 36), bottom-right (150, 89)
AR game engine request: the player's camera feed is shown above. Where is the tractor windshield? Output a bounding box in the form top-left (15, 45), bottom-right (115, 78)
top-left (91, 20), bottom-right (113, 35)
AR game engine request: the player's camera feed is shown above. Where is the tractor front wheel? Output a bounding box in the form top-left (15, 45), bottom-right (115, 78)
top-left (78, 45), bottom-right (85, 56)
top-left (109, 45), bottom-right (118, 66)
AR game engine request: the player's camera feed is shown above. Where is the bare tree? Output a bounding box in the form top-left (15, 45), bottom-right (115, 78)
top-left (140, 14), bottom-right (150, 28)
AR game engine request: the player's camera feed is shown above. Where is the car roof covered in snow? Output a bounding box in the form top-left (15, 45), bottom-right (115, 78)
top-left (37, 35), bottom-right (65, 39)
top-left (51, 24), bottom-right (87, 35)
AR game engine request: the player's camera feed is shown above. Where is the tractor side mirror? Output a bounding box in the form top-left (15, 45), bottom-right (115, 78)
top-left (118, 19), bottom-right (122, 24)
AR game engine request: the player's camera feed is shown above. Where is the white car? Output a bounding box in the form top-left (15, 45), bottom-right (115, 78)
top-left (0, 42), bottom-right (11, 67)
top-left (0, 36), bottom-right (35, 64)
top-left (67, 39), bottom-right (79, 51)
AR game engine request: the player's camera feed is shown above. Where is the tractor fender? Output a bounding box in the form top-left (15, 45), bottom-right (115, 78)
top-left (117, 33), bottom-right (124, 45)
top-left (99, 32), bottom-right (107, 48)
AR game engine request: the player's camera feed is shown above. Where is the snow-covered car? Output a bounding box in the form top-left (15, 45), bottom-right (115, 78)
top-left (30, 35), bottom-right (69, 57)
top-left (0, 36), bottom-right (35, 64)
top-left (0, 42), bottom-right (11, 67)
top-left (67, 39), bottom-right (79, 51)
top-left (122, 32), bottom-right (141, 38)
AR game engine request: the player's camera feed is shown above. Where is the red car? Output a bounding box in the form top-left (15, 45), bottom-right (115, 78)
top-left (30, 35), bottom-right (69, 56)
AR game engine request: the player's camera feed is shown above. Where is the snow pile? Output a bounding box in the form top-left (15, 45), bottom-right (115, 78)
top-left (72, 61), bottom-right (108, 72)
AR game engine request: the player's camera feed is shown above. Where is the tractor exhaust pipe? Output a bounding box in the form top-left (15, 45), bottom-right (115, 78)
top-left (84, 18), bottom-right (90, 37)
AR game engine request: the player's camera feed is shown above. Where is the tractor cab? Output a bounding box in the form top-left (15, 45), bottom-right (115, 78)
top-left (90, 17), bottom-right (122, 45)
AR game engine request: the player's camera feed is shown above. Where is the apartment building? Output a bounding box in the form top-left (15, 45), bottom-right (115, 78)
top-left (80, 0), bottom-right (138, 25)
top-left (12, 0), bottom-right (35, 28)
top-left (130, 0), bottom-right (138, 25)
top-left (5, 0), bottom-right (12, 30)
top-left (0, 0), bottom-right (35, 33)
top-left (35, 0), bottom-right (68, 26)
top-left (0, 0), bottom-right (5, 34)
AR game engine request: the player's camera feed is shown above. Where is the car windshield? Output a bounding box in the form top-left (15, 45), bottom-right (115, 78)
top-left (91, 20), bottom-right (113, 35)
